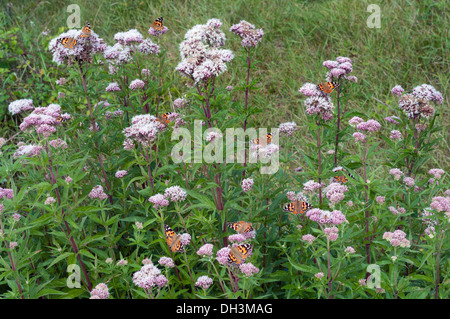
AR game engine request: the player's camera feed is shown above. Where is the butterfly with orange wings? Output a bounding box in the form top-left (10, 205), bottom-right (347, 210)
top-left (164, 224), bottom-right (184, 253)
top-left (227, 244), bottom-right (253, 266)
top-left (151, 17), bottom-right (164, 31)
top-left (57, 22), bottom-right (91, 49)
top-left (227, 221), bottom-right (254, 234)
top-left (317, 81), bottom-right (340, 94)
top-left (155, 112), bottom-right (173, 126)
top-left (251, 133), bottom-right (272, 146)
top-left (331, 167), bottom-right (355, 184)
top-left (283, 199), bottom-right (313, 215)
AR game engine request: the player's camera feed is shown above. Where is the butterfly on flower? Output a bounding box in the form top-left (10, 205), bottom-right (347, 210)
top-left (150, 17), bottom-right (164, 31)
top-left (155, 112), bottom-right (172, 126)
top-left (251, 133), bottom-right (272, 146)
top-left (164, 224), bottom-right (184, 253)
top-left (79, 21), bottom-right (91, 38)
top-left (57, 37), bottom-right (77, 49)
top-left (317, 81), bottom-right (340, 94)
top-left (227, 244), bottom-right (253, 266)
top-left (331, 167), bottom-right (355, 184)
top-left (227, 221), bottom-right (254, 234)
top-left (283, 199), bottom-right (312, 215)
top-left (56, 116), bottom-right (69, 123)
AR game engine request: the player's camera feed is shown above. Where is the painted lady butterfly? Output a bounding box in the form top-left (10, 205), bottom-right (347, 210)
top-left (56, 116), bottom-right (69, 123)
top-left (317, 81), bottom-right (339, 94)
top-left (155, 112), bottom-right (172, 126)
top-left (227, 221), bottom-right (254, 234)
top-left (251, 133), bottom-right (272, 146)
top-left (79, 21), bottom-right (91, 38)
top-left (57, 22), bottom-right (91, 49)
top-left (227, 244), bottom-right (253, 266)
top-left (332, 167), bottom-right (355, 184)
top-left (57, 37), bottom-right (77, 49)
top-left (164, 224), bottom-right (184, 253)
top-left (283, 199), bottom-right (312, 215)
top-left (151, 17), bottom-right (164, 31)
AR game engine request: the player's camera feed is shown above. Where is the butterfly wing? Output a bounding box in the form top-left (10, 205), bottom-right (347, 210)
top-left (164, 224), bottom-right (184, 252)
top-left (56, 116), bottom-right (68, 123)
top-left (251, 133), bottom-right (272, 146)
top-left (80, 22), bottom-right (91, 38)
top-left (155, 112), bottom-right (171, 125)
top-left (283, 200), bottom-right (311, 215)
top-left (318, 81), bottom-right (338, 94)
top-left (228, 244), bottom-right (253, 266)
top-left (59, 37), bottom-right (77, 49)
top-left (227, 221), bottom-right (253, 234)
top-left (333, 175), bottom-right (348, 183)
top-left (151, 17), bottom-right (164, 31)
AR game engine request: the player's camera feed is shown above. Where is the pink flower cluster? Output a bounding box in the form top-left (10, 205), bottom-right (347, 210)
top-left (230, 20), bottom-right (264, 48)
top-left (324, 226), bottom-right (339, 241)
top-left (403, 177), bottom-right (415, 188)
top-left (13, 144), bottom-right (43, 159)
top-left (148, 185), bottom-right (188, 208)
top-left (49, 138), bottom-right (68, 150)
top-left (302, 234), bottom-right (316, 244)
top-left (122, 114), bottom-right (165, 147)
top-left (390, 130), bottom-right (402, 141)
top-left (158, 256), bottom-right (175, 268)
top-left (356, 119), bottom-right (381, 132)
top-left (306, 208), bottom-right (347, 225)
top-left (322, 56), bottom-right (355, 82)
top-left (384, 116), bottom-right (401, 124)
top-left (148, 194), bottom-right (169, 209)
top-left (106, 82), bottom-right (121, 92)
top-left (0, 188), bottom-right (14, 200)
top-left (197, 243), bottom-right (214, 257)
top-left (239, 262), bottom-right (260, 276)
top-left (8, 99), bottom-right (35, 115)
top-left (90, 283), bottom-right (110, 299)
top-left (129, 79), bottom-right (145, 90)
top-left (430, 196), bottom-right (450, 213)
top-left (279, 122), bottom-right (297, 136)
top-left (115, 170), bottom-right (128, 178)
top-left (303, 95), bottom-right (334, 121)
top-left (428, 169), bottom-right (445, 180)
top-left (303, 180), bottom-right (322, 193)
top-left (325, 182), bottom-right (349, 205)
top-left (391, 85), bottom-right (404, 97)
top-left (176, 19), bottom-right (234, 84)
top-left (389, 168), bottom-right (404, 180)
top-left (88, 185), bottom-right (108, 200)
top-left (382, 230), bottom-right (410, 248)
top-left (195, 276), bottom-right (213, 289)
top-left (132, 262), bottom-right (168, 289)
top-left (174, 98), bottom-right (190, 109)
top-left (241, 178), bottom-right (254, 193)
top-left (49, 26), bottom-right (106, 65)
top-left (216, 247), bottom-right (231, 265)
top-left (388, 206), bottom-right (406, 215)
top-left (164, 185), bottom-right (187, 202)
top-left (19, 103), bottom-right (70, 137)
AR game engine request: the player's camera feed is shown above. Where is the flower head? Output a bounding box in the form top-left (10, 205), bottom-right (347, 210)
top-left (164, 186), bottom-right (187, 202)
top-left (8, 99), bottom-right (35, 115)
top-left (241, 178), bottom-right (254, 193)
top-left (195, 276), bottom-right (213, 289)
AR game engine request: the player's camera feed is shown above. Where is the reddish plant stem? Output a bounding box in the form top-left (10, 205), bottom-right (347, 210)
top-left (79, 64), bottom-right (114, 205)
top-left (46, 143), bottom-right (92, 290)
top-left (334, 87), bottom-right (341, 167)
top-left (316, 122), bottom-right (323, 206)
top-left (243, 52), bottom-right (252, 175)
top-left (362, 142), bottom-right (371, 270)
